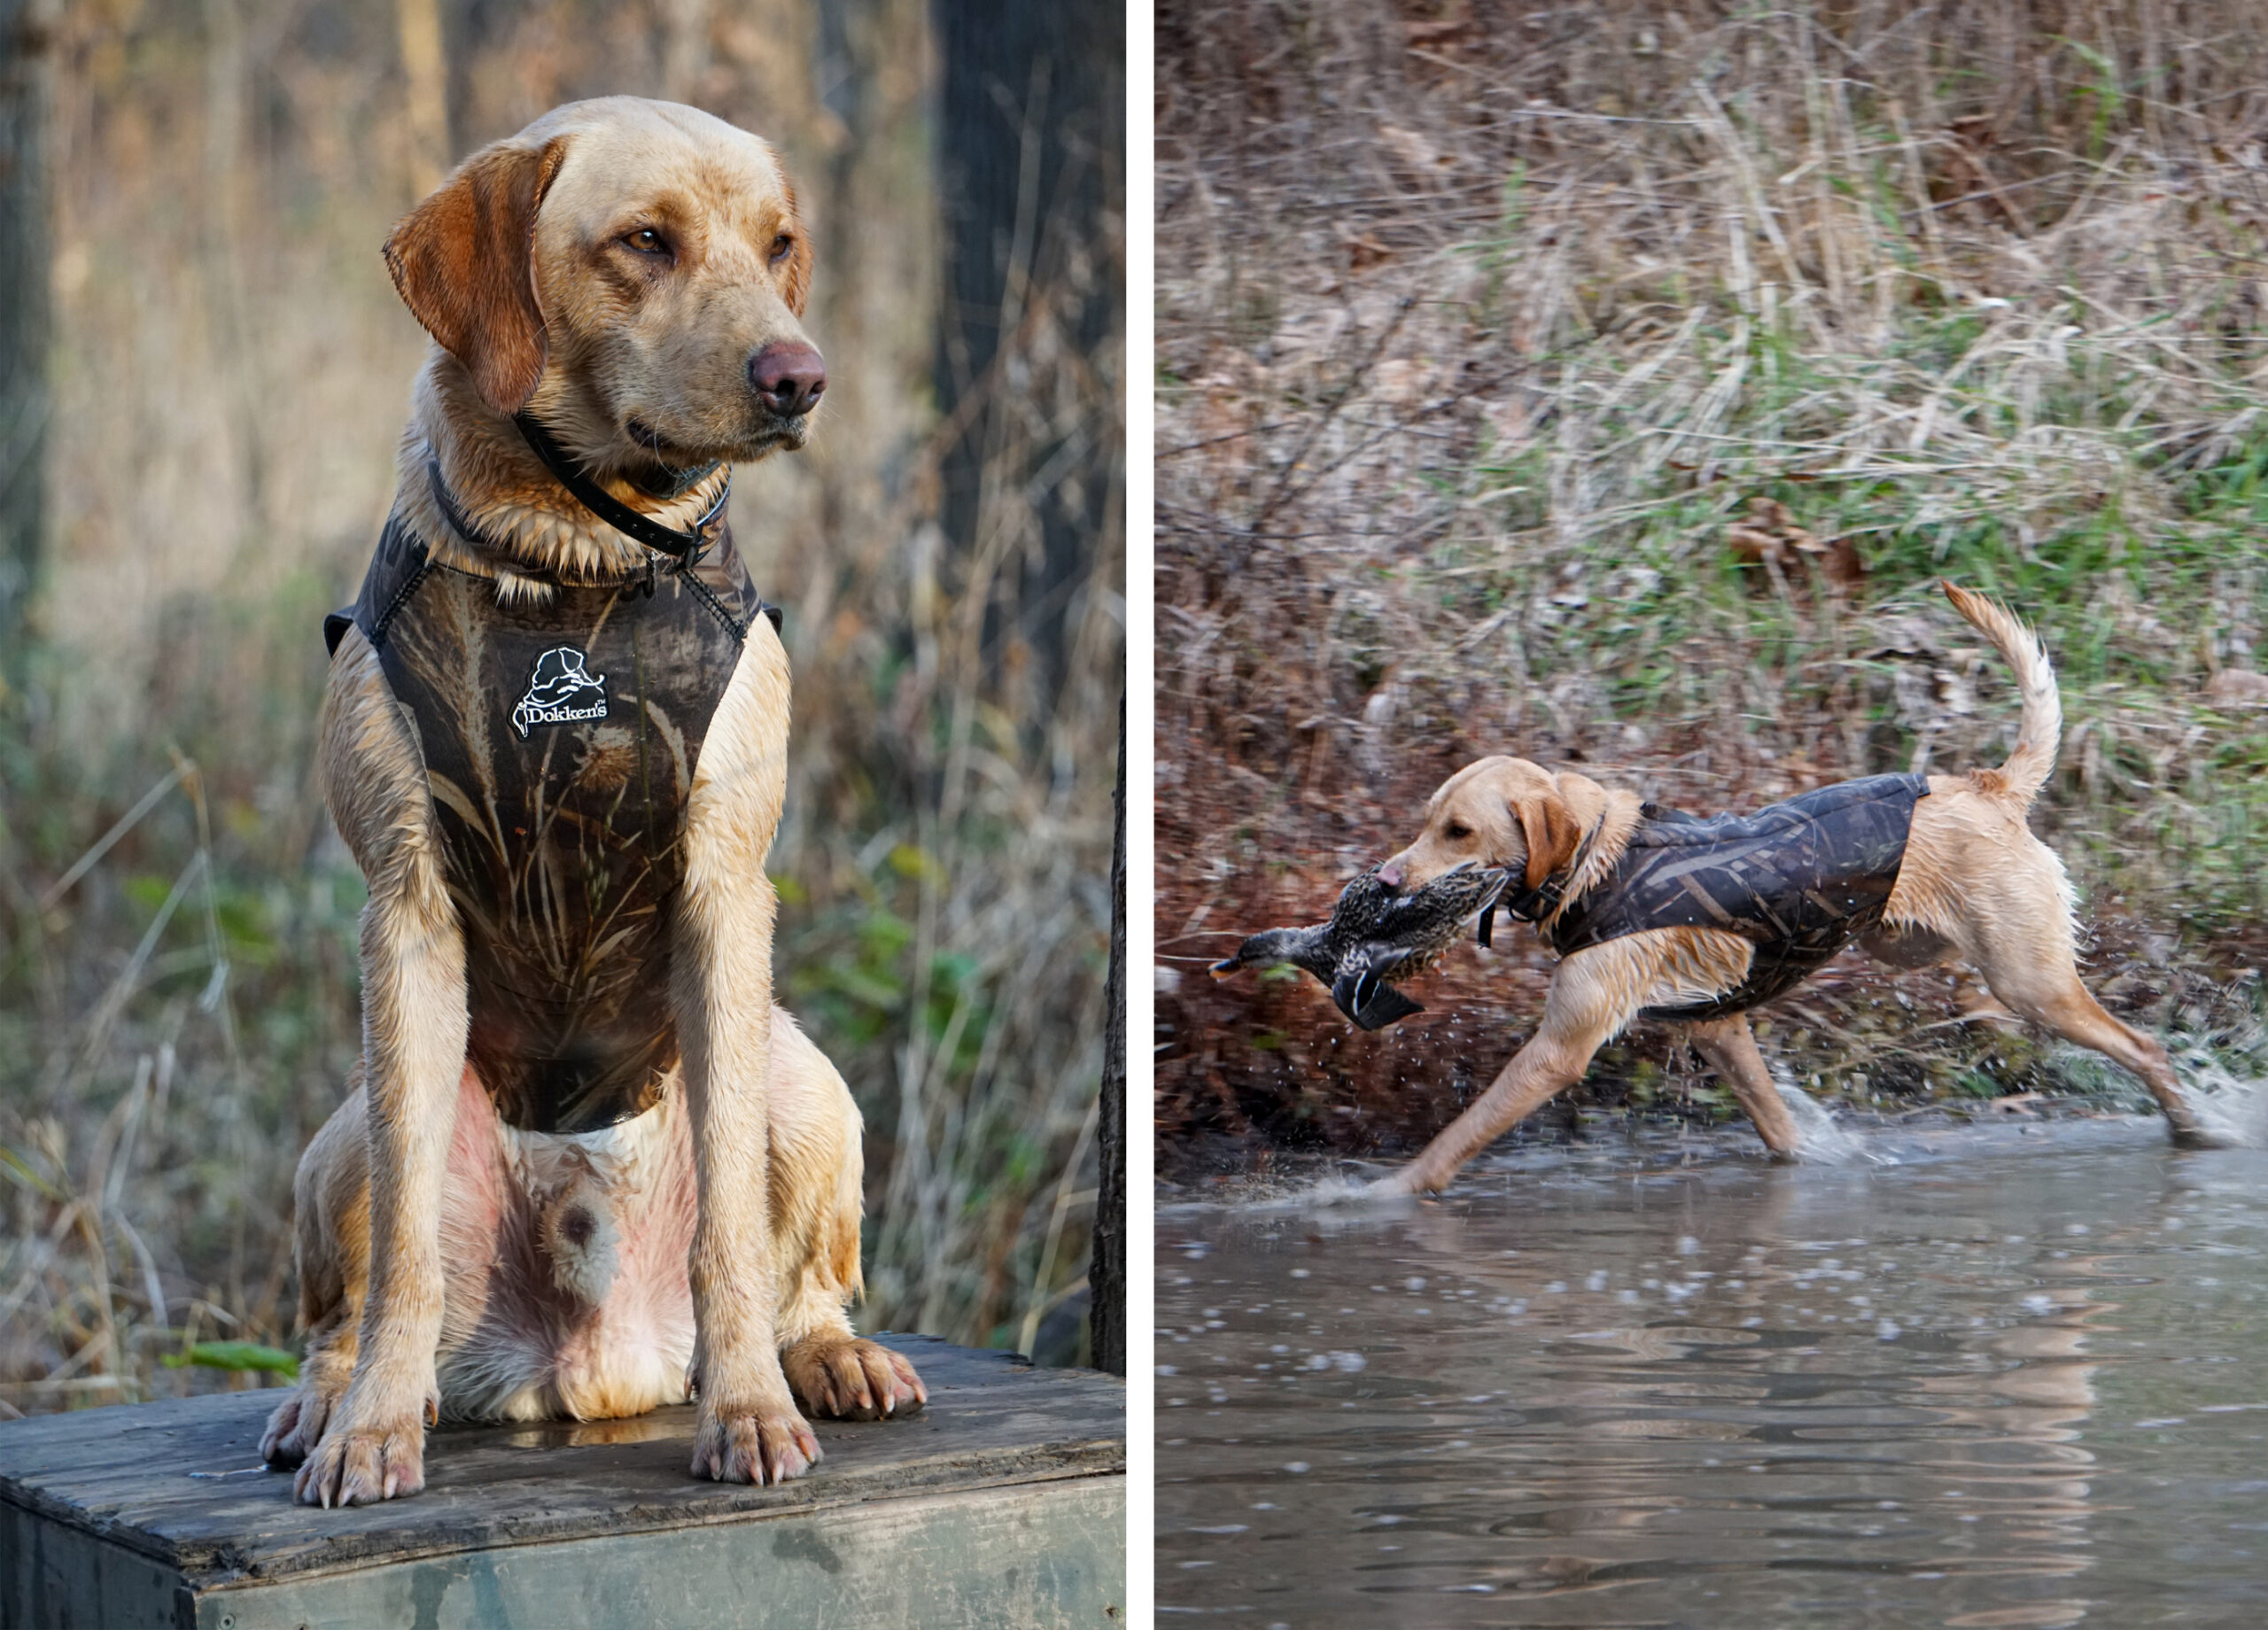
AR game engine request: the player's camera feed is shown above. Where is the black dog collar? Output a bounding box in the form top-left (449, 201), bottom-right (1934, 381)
top-left (416, 454), bottom-right (781, 640)
top-left (1482, 817), bottom-right (1604, 943)
top-left (512, 413), bottom-right (731, 570)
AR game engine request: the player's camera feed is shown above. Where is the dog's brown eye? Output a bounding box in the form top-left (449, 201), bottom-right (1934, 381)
top-left (625, 228), bottom-right (669, 257)
top-left (1445, 821), bottom-right (1473, 842)
top-left (769, 234), bottom-right (795, 265)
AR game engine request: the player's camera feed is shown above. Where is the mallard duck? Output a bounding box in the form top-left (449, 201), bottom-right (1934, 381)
top-left (1210, 864), bottom-right (1511, 1030)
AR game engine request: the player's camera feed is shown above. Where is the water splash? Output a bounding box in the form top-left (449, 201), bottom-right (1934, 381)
top-left (1774, 1078), bottom-right (1866, 1164)
top-left (1155, 1171), bottom-right (1416, 1222)
top-left (1299, 1174), bottom-right (1419, 1213)
top-left (2171, 1055), bottom-right (2268, 1148)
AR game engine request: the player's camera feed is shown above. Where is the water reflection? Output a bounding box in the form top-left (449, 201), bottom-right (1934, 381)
top-left (1158, 1119), bottom-right (2268, 1626)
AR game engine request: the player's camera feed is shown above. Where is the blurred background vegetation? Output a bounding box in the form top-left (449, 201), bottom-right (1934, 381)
top-left (0, 0), bottom-right (1122, 1410)
top-left (1157, 0), bottom-right (2268, 1172)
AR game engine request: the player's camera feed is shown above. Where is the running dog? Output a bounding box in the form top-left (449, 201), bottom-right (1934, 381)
top-left (260, 98), bottom-right (922, 1508)
top-left (1364, 582), bottom-right (2207, 1194)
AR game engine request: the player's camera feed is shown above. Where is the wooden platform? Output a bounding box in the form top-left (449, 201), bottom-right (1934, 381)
top-left (0, 1337), bottom-right (1123, 1629)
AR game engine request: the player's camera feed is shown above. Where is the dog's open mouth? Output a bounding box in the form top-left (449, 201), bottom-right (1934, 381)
top-left (1211, 863), bottom-right (1512, 1031)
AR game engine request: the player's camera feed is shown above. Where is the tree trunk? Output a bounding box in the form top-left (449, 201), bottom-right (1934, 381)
top-left (931, 0), bottom-right (1122, 719)
top-left (398, 0), bottom-right (450, 198)
top-left (657, 0), bottom-right (711, 106)
top-left (0, 0), bottom-right (52, 677)
top-left (1090, 695), bottom-right (1126, 1375)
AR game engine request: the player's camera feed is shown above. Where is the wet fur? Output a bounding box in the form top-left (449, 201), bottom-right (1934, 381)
top-left (1374, 582), bottom-right (2202, 1195)
top-left (262, 98), bottom-right (920, 1508)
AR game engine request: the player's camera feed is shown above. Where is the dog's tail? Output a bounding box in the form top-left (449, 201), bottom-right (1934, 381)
top-left (1942, 580), bottom-right (2061, 805)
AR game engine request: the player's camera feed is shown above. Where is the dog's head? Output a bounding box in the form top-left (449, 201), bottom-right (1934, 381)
top-left (384, 97), bottom-right (821, 476)
top-left (1380, 756), bottom-right (1611, 904)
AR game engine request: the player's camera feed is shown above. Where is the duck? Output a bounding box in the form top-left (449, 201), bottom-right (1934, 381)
top-left (1210, 863), bottom-right (1510, 1030)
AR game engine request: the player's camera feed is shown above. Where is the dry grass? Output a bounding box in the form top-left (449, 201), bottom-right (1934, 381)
top-left (1157, 0), bottom-right (2268, 1164)
top-left (1, 0), bottom-right (1120, 1412)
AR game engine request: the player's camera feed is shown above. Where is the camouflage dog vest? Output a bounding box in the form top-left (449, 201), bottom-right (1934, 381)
top-left (327, 510), bottom-right (778, 1134)
top-left (1541, 774), bottom-right (1931, 1022)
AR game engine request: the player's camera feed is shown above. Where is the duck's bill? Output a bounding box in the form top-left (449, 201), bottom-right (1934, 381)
top-left (1331, 962), bottom-right (1425, 1031)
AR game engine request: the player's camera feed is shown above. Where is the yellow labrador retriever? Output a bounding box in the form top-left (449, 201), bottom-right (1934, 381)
top-left (1371, 583), bottom-right (2208, 1195)
top-left (260, 97), bottom-right (921, 1508)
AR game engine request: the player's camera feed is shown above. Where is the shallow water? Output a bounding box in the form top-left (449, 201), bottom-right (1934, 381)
top-left (1157, 1117), bottom-right (2268, 1627)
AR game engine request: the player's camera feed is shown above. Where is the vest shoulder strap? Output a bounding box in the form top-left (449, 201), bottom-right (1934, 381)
top-left (325, 512), bottom-right (434, 656)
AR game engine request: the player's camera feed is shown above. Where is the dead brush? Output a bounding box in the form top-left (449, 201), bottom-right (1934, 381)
top-left (0, 754), bottom-right (314, 1413)
top-left (1158, 0), bottom-right (2268, 1158)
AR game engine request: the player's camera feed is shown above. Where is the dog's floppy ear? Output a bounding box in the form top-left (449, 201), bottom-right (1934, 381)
top-left (1512, 787), bottom-right (1582, 891)
top-left (384, 136), bottom-right (571, 415)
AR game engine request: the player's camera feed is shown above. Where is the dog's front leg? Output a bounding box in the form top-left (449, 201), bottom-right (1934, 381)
top-left (675, 625), bottom-right (817, 1486)
top-left (295, 637), bottom-right (468, 1506)
top-left (1375, 931), bottom-right (1747, 1195)
top-left (1372, 996), bottom-right (1612, 1196)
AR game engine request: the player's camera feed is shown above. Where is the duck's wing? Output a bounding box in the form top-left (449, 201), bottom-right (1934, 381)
top-left (1331, 947), bottom-right (1425, 1030)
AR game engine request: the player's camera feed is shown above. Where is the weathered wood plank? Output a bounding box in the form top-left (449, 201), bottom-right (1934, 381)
top-left (7, 1479), bottom-right (1127, 1630)
top-left (0, 1337), bottom-right (1124, 1629)
top-left (2, 1503), bottom-right (186, 1630)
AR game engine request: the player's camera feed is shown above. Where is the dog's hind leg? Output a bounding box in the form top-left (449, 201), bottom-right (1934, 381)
top-left (765, 1014), bottom-right (926, 1421)
top-left (268, 1063), bottom-right (518, 1457)
top-left (1974, 949), bottom-right (2210, 1143)
top-left (1930, 861), bottom-right (2210, 1142)
top-left (1684, 1014), bottom-right (1798, 1156)
top-left (1895, 776), bottom-right (2212, 1142)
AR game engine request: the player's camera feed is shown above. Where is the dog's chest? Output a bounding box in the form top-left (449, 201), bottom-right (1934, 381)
top-left (345, 514), bottom-right (765, 1133)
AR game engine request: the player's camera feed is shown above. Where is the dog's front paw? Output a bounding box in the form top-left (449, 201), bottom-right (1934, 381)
top-left (291, 1408), bottom-right (432, 1507)
top-left (1366, 1166), bottom-right (1438, 1199)
top-left (260, 1378), bottom-right (344, 1469)
top-left (690, 1393), bottom-right (820, 1486)
top-left (784, 1337), bottom-right (927, 1422)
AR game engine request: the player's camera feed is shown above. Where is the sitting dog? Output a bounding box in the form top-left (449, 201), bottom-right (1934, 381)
top-left (1366, 582), bottom-right (2208, 1195)
top-left (259, 98), bottom-right (921, 1509)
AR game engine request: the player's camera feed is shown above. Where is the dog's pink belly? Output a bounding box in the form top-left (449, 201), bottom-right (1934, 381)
top-left (434, 1067), bottom-right (701, 1421)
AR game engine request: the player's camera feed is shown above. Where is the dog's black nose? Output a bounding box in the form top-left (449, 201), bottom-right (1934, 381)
top-left (750, 342), bottom-right (827, 416)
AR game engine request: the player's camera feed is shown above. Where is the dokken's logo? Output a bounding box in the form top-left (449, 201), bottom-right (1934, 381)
top-left (513, 647), bottom-right (610, 738)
